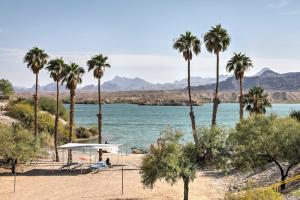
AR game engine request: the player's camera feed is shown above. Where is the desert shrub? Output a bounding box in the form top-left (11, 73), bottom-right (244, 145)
top-left (6, 102), bottom-right (34, 127)
top-left (0, 123), bottom-right (40, 173)
top-left (75, 127), bottom-right (91, 138)
top-left (25, 96), bottom-right (68, 121)
top-left (38, 112), bottom-right (55, 133)
top-left (290, 110), bottom-right (300, 122)
top-left (196, 126), bottom-right (229, 168)
top-left (74, 126), bottom-right (99, 139)
top-left (88, 126), bottom-right (98, 136)
top-left (228, 115), bottom-right (300, 190)
top-left (6, 102), bottom-right (70, 143)
top-left (141, 127), bottom-right (197, 200)
top-left (39, 113), bottom-right (70, 144)
top-left (39, 132), bottom-right (54, 147)
top-left (57, 123), bottom-right (70, 144)
top-left (225, 188), bottom-right (283, 200)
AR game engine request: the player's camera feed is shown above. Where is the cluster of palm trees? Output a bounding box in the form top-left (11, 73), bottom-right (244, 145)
top-left (23, 25), bottom-right (272, 163)
top-left (173, 24), bottom-right (271, 144)
top-left (24, 47), bottom-right (110, 163)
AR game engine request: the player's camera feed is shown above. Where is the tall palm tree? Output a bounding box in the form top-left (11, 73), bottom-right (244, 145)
top-left (46, 58), bottom-right (65, 162)
top-left (204, 24), bottom-right (231, 126)
top-left (24, 47), bottom-right (49, 138)
top-left (87, 54), bottom-right (110, 161)
top-left (62, 63), bottom-right (85, 164)
top-left (244, 86), bottom-right (271, 115)
top-left (173, 31), bottom-right (201, 145)
top-left (226, 53), bottom-right (253, 121)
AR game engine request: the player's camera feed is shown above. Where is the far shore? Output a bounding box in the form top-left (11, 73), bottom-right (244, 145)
top-left (14, 90), bottom-right (300, 105)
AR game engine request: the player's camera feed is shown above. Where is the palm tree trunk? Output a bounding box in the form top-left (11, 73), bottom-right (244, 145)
top-left (54, 81), bottom-right (60, 162)
top-left (239, 78), bottom-right (244, 121)
top-left (183, 177), bottom-right (189, 200)
top-left (187, 59), bottom-right (198, 144)
top-left (68, 89), bottom-right (75, 164)
top-left (34, 72), bottom-right (39, 138)
top-left (97, 78), bottom-right (103, 161)
top-left (211, 52), bottom-right (220, 126)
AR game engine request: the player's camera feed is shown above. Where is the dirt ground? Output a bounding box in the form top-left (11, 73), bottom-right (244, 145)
top-left (0, 152), bottom-right (228, 200)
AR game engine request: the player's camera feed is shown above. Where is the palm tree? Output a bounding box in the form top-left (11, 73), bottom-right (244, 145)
top-left (244, 86), bottom-right (271, 115)
top-left (226, 53), bottom-right (253, 121)
top-left (173, 31), bottom-right (201, 145)
top-left (46, 58), bottom-right (65, 162)
top-left (62, 63), bottom-right (85, 164)
top-left (87, 54), bottom-right (110, 161)
top-left (24, 47), bottom-right (49, 138)
top-left (204, 24), bottom-right (231, 126)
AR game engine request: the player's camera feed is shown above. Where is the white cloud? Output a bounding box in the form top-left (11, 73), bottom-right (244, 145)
top-left (268, 0), bottom-right (289, 8)
top-left (0, 48), bottom-right (300, 87)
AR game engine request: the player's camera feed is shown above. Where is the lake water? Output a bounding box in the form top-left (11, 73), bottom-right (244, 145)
top-left (68, 103), bottom-right (300, 150)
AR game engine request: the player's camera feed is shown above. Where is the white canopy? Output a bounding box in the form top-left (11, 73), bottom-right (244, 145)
top-left (58, 143), bottom-right (120, 154)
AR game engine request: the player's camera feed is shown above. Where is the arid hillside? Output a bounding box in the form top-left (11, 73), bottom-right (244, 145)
top-left (15, 89), bottom-right (300, 105)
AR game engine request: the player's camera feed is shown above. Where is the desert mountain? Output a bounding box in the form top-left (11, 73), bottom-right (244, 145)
top-left (193, 69), bottom-right (300, 91)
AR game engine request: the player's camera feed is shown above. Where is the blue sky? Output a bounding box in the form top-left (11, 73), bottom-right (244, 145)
top-left (0, 0), bottom-right (300, 87)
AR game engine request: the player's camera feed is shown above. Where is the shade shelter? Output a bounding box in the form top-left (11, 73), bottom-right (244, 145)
top-left (58, 143), bottom-right (121, 166)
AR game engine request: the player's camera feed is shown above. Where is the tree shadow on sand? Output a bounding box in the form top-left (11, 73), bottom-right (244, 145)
top-left (0, 168), bottom-right (91, 176)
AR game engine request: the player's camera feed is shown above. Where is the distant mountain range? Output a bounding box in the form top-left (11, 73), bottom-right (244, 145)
top-left (13, 68), bottom-right (300, 93)
top-left (14, 84), bottom-right (68, 93)
top-left (14, 74), bottom-right (230, 93)
top-left (193, 68), bottom-right (300, 91)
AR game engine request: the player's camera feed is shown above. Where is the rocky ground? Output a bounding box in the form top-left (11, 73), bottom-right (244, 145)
top-left (0, 101), bottom-right (18, 125)
top-left (226, 163), bottom-right (300, 199)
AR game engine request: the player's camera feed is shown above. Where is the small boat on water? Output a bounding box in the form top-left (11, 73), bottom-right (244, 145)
top-left (131, 147), bottom-right (147, 154)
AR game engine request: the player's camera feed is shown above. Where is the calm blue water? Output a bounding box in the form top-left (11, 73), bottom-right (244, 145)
top-left (67, 103), bottom-right (300, 150)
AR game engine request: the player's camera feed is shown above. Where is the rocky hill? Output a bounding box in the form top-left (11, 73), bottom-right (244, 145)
top-left (14, 75), bottom-right (229, 92)
top-left (194, 69), bottom-right (300, 92)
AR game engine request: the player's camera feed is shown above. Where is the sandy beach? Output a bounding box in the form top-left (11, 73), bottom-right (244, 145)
top-left (0, 151), bottom-right (227, 200)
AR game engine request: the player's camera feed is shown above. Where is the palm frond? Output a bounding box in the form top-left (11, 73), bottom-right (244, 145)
top-left (173, 31), bottom-right (201, 61)
top-left (24, 47), bottom-right (49, 74)
top-left (87, 54), bottom-right (111, 79)
top-left (203, 24), bottom-right (231, 54)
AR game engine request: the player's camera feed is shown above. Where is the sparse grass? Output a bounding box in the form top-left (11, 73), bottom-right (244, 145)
top-left (290, 187), bottom-right (300, 197)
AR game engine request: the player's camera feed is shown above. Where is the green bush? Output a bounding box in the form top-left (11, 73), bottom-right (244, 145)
top-left (140, 128), bottom-right (197, 200)
top-left (75, 127), bottom-right (91, 138)
top-left (6, 102), bottom-right (70, 143)
top-left (75, 126), bottom-right (98, 138)
top-left (25, 96), bottom-right (68, 121)
top-left (57, 122), bottom-right (70, 144)
top-left (0, 79), bottom-right (14, 97)
top-left (290, 110), bottom-right (300, 122)
top-left (39, 132), bottom-right (54, 147)
top-left (6, 102), bottom-right (34, 127)
top-left (0, 123), bottom-right (40, 173)
top-left (225, 188), bottom-right (283, 200)
top-left (196, 126), bottom-right (229, 168)
top-left (88, 126), bottom-right (98, 136)
top-left (228, 115), bottom-right (300, 190)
